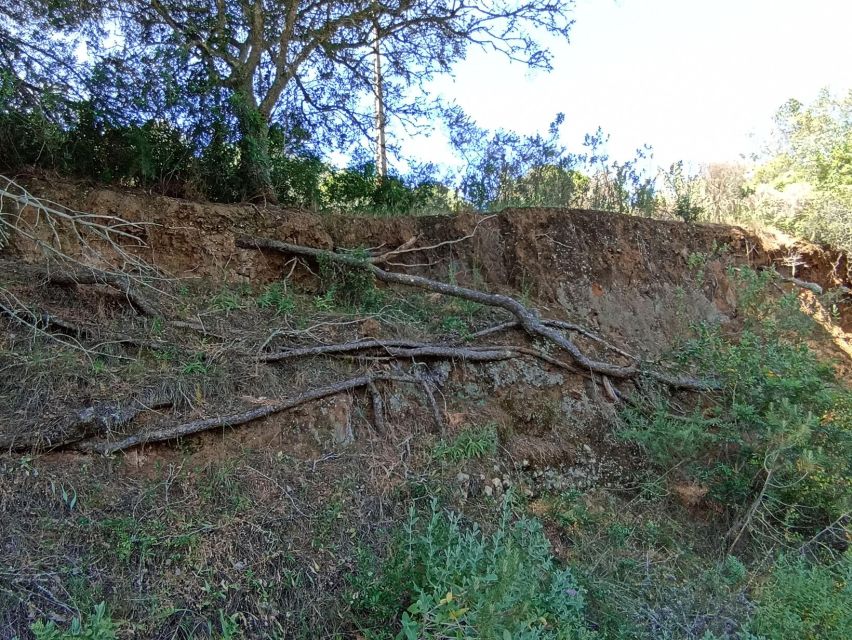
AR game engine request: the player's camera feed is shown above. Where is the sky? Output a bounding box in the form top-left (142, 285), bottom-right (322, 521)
top-left (400, 0), bottom-right (852, 172)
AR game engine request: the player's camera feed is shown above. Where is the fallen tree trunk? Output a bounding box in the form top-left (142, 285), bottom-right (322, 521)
top-left (74, 372), bottom-right (421, 455)
top-left (237, 235), bottom-right (715, 391)
top-left (0, 395), bottom-right (173, 452)
top-left (48, 268), bottom-right (162, 317)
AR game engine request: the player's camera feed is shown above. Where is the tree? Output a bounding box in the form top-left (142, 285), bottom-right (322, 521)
top-left (0, 1), bottom-right (101, 117)
top-left (752, 88), bottom-right (852, 250)
top-left (103, 0), bottom-right (575, 203)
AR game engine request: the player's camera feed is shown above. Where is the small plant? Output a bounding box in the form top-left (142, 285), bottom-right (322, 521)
top-left (433, 425), bottom-right (498, 461)
top-left (90, 358), bottom-right (107, 375)
top-left (256, 282), bottom-right (295, 314)
top-left (181, 353), bottom-right (209, 375)
top-left (439, 315), bottom-right (470, 338)
top-left (31, 601), bottom-right (117, 639)
top-left (211, 289), bottom-right (244, 313)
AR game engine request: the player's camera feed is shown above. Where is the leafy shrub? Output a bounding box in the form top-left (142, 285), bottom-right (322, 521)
top-left (31, 601), bottom-right (117, 639)
top-left (350, 498), bottom-right (596, 639)
top-left (621, 268), bottom-right (852, 537)
top-left (746, 555), bottom-right (852, 640)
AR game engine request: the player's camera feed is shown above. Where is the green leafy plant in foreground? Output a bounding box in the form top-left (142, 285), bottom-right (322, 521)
top-left (620, 268), bottom-right (851, 539)
top-left (31, 602), bottom-right (117, 640)
top-left (745, 554), bottom-right (852, 640)
top-left (350, 498), bottom-right (596, 639)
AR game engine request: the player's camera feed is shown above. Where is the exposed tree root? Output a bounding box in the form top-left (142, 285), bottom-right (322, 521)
top-left (1, 394), bottom-right (173, 452)
top-left (236, 235), bottom-right (716, 391)
top-left (47, 268), bottom-right (162, 317)
top-left (73, 371), bottom-right (421, 455)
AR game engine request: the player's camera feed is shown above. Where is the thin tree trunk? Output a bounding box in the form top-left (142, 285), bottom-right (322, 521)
top-left (372, 19), bottom-right (388, 180)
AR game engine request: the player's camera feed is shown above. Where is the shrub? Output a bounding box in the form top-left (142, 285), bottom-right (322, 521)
top-left (350, 498), bottom-right (596, 639)
top-left (621, 268), bottom-right (852, 538)
top-left (746, 555), bottom-right (852, 640)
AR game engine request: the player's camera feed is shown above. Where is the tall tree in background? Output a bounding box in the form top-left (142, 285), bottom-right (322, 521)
top-left (0, 1), bottom-right (101, 117)
top-left (104, 0), bottom-right (575, 202)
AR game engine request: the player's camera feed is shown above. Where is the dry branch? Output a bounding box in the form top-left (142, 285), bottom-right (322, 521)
top-left (370, 214), bottom-right (498, 264)
top-left (75, 372), bottom-right (420, 455)
top-left (47, 268), bottom-right (162, 317)
top-left (261, 338), bottom-right (516, 364)
top-left (237, 235), bottom-right (715, 391)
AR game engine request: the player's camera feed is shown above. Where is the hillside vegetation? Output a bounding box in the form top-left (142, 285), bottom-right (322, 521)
top-left (1, 2), bottom-right (851, 639)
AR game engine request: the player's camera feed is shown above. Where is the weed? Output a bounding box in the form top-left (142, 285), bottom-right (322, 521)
top-left (31, 602), bottom-right (117, 640)
top-left (89, 358), bottom-right (107, 375)
top-left (256, 282), bottom-right (295, 315)
top-left (433, 425), bottom-right (498, 461)
top-left (181, 353), bottom-right (210, 375)
top-left (746, 555), bottom-right (852, 640)
top-left (350, 497), bottom-right (596, 639)
top-left (211, 289), bottom-right (244, 313)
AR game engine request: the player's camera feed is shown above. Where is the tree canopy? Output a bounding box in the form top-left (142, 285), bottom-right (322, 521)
top-left (2, 1), bottom-right (575, 202)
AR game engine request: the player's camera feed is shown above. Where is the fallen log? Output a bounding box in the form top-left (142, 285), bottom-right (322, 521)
top-left (74, 371), bottom-right (421, 455)
top-left (48, 268), bottom-right (162, 317)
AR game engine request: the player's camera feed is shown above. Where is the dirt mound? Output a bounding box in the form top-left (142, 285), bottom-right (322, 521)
top-left (10, 177), bottom-right (851, 338)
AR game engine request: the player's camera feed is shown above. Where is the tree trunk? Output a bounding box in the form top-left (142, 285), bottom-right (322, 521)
top-left (232, 90), bottom-right (279, 205)
top-left (372, 20), bottom-right (388, 181)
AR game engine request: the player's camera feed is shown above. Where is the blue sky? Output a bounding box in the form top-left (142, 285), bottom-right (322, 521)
top-left (401, 0), bottom-right (852, 171)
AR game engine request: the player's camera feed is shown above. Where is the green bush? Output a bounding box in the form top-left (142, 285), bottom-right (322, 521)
top-left (621, 268), bottom-right (851, 537)
top-left (350, 499), bottom-right (596, 639)
top-left (746, 555), bottom-right (852, 639)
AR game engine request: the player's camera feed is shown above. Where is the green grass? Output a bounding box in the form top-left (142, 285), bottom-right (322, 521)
top-left (433, 425), bottom-right (498, 461)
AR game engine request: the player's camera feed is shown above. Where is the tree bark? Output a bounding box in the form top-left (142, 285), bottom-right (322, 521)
top-left (233, 90), bottom-right (279, 205)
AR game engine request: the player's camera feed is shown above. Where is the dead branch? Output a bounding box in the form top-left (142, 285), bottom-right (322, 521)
top-left (370, 214), bottom-right (498, 264)
top-left (1, 394), bottom-right (173, 452)
top-left (74, 371), bottom-right (421, 455)
top-left (0, 175), bottom-right (157, 278)
top-left (468, 319), bottom-right (637, 360)
top-left (261, 338), bottom-right (517, 364)
top-left (237, 235), bottom-right (715, 391)
top-left (47, 268), bottom-right (162, 317)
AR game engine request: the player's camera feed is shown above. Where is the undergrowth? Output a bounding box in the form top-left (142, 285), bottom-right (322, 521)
top-left (621, 267), bottom-right (851, 543)
top-left (349, 497), bottom-right (596, 639)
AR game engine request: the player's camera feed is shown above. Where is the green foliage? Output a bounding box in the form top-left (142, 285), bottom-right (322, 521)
top-left (181, 353), bottom-right (210, 375)
top-left (662, 161), bottom-right (706, 222)
top-left (316, 249), bottom-right (385, 312)
top-left (621, 268), bottom-right (851, 536)
top-left (210, 289), bottom-right (245, 313)
top-left (433, 425), bottom-right (499, 461)
top-left (31, 602), bottom-right (117, 640)
top-left (746, 555), bottom-right (852, 640)
top-left (256, 282), bottom-right (295, 314)
top-left (350, 498), bottom-right (596, 639)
